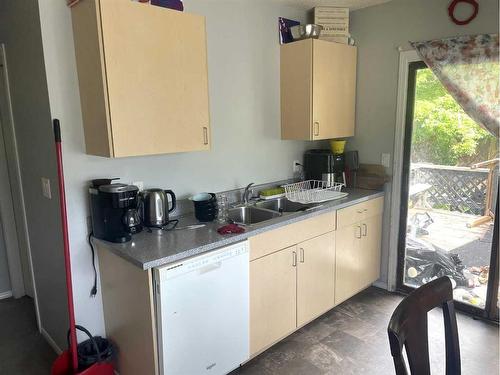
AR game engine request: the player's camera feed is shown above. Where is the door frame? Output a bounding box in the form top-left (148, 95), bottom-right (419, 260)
top-left (387, 50), bottom-right (420, 291)
top-left (395, 60), bottom-right (427, 296)
top-left (389, 49), bottom-right (499, 319)
top-left (0, 44), bottom-right (40, 324)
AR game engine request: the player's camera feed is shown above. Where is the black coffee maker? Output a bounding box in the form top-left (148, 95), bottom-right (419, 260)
top-left (89, 179), bottom-right (142, 243)
top-left (303, 149), bottom-right (346, 185)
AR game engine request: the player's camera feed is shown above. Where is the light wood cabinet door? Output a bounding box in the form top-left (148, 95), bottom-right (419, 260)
top-left (335, 211), bottom-right (383, 305)
top-left (297, 232), bottom-right (335, 327)
top-left (250, 246), bottom-right (297, 356)
top-left (280, 39), bottom-right (356, 141)
top-left (312, 41), bottom-right (357, 140)
top-left (280, 40), bottom-right (312, 140)
top-left (72, 0), bottom-right (210, 157)
top-left (335, 223), bottom-right (362, 305)
top-left (361, 214), bottom-right (383, 286)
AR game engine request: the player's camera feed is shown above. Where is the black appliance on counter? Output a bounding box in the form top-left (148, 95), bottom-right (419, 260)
top-left (303, 149), bottom-right (346, 184)
top-left (89, 179), bottom-right (142, 243)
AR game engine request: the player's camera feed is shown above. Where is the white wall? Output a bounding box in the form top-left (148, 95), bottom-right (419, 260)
top-left (38, 0), bottom-right (314, 339)
top-left (349, 0), bottom-right (499, 287)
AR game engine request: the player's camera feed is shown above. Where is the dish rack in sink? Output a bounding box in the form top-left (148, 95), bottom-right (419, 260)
top-left (283, 180), bottom-right (348, 204)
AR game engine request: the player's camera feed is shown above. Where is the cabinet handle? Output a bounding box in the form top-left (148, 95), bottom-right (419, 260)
top-left (292, 251), bottom-right (297, 267)
top-left (362, 223), bottom-right (367, 237)
top-left (357, 210), bottom-right (363, 214)
top-left (299, 248), bottom-right (305, 263)
top-left (364, 209), bottom-right (368, 213)
top-left (203, 127), bottom-right (209, 145)
top-left (355, 226), bottom-right (362, 239)
top-left (313, 122), bottom-right (320, 137)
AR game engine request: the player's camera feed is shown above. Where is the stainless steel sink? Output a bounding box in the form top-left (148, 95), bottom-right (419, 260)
top-left (227, 206), bottom-right (281, 225)
top-left (254, 197), bottom-right (315, 213)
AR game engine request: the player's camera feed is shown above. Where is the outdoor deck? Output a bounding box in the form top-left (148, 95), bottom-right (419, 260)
top-left (409, 208), bottom-right (493, 265)
top-left (406, 208), bottom-right (494, 308)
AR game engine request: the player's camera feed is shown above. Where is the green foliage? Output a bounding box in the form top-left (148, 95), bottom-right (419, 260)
top-left (411, 69), bottom-right (496, 166)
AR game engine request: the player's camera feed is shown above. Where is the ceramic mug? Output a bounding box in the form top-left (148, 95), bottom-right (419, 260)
top-left (191, 193), bottom-right (218, 222)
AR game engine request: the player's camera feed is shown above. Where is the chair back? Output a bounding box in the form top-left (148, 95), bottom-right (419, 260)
top-left (387, 277), bottom-right (461, 375)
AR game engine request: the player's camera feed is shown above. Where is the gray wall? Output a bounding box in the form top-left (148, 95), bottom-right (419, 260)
top-left (0, 0), bottom-right (68, 347)
top-left (0, 216), bottom-right (11, 295)
top-left (349, 0), bottom-right (499, 286)
top-left (38, 0), bottom-right (314, 338)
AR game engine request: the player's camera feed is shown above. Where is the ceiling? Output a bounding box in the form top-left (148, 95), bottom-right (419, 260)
top-left (273, 0), bottom-right (393, 11)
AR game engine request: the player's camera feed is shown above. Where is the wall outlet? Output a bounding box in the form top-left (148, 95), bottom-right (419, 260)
top-left (293, 160), bottom-right (302, 173)
top-left (41, 177), bottom-right (52, 199)
top-left (132, 181), bottom-right (144, 191)
top-left (381, 153), bottom-right (391, 168)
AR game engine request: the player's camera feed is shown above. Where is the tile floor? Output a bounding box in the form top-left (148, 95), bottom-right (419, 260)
top-left (1, 288), bottom-right (498, 375)
top-left (0, 296), bottom-right (56, 374)
top-left (232, 287), bottom-right (499, 375)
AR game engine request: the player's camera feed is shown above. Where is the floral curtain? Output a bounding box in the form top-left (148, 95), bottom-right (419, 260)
top-left (411, 34), bottom-right (499, 138)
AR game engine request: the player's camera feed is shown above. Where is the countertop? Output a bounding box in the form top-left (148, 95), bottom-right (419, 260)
top-left (94, 188), bottom-right (384, 270)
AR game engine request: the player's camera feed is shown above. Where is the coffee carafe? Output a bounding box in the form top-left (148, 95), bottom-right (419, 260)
top-left (140, 189), bottom-right (177, 228)
top-left (123, 208), bottom-right (143, 234)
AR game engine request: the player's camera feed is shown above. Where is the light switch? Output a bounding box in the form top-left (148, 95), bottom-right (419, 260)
top-left (41, 177), bottom-right (52, 199)
top-left (381, 153), bottom-right (391, 168)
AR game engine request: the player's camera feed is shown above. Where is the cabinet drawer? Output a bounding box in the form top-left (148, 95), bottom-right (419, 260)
top-left (337, 197), bottom-right (384, 228)
top-left (249, 212), bottom-right (336, 261)
top-left (364, 197), bottom-right (384, 219)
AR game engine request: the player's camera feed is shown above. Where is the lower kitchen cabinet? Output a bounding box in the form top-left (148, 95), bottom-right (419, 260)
top-left (362, 214), bottom-right (383, 286)
top-left (335, 199), bottom-right (384, 305)
top-left (334, 224), bottom-right (361, 305)
top-left (250, 245), bottom-right (297, 355)
top-left (297, 232), bottom-right (335, 327)
top-left (250, 231), bottom-right (336, 356)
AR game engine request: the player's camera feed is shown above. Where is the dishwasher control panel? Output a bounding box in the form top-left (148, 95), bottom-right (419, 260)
top-left (160, 241), bottom-right (249, 279)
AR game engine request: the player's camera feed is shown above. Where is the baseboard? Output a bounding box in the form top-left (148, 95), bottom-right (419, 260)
top-left (41, 327), bottom-right (63, 354)
top-left (373, 280), bottom-right (388, 290)
top-left (0, 290), bottom-right (12, 300)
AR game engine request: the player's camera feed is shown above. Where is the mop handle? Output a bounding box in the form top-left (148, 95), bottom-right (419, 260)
top-left (53, 119), bottom-right (79, 373)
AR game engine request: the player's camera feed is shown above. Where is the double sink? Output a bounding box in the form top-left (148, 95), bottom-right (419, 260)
top-left (227, 197), bottom-right (318, 226)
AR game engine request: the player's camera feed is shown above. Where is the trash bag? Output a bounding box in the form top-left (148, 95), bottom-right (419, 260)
top-left (405, 236), bottom-right (468, 287)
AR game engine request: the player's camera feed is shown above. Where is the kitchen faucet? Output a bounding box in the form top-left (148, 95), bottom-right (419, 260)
top-left (243, 183), bottom-right (255, 204)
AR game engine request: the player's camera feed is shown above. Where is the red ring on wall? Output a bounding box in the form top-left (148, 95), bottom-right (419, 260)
top-left (448, 0), bottom-right (479, 25)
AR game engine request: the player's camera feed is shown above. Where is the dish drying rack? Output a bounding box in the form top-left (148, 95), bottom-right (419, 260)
top-left (283, 180), bottom-right (348, 204)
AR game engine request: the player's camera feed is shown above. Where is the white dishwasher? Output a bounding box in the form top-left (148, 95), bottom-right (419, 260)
top-left (154, 241), bottom-right (249, 375)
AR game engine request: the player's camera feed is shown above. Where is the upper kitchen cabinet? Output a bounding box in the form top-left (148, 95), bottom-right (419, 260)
top-left (71, 0), bottom-right (210, 157)
top-left (281, 39), bottom-right (357, 141)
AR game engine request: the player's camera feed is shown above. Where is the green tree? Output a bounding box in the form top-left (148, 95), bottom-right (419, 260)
top-left (411, 69), bottom-right (496, 166)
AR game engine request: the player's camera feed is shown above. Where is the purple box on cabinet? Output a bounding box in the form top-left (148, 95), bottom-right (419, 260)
top-left (151, 0), bottom-right (184, 11)
top-left (279, 17), bottom-right (300, 44)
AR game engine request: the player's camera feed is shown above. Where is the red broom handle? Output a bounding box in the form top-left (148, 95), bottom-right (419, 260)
top-left (53, 119), bottom-right (79, 373)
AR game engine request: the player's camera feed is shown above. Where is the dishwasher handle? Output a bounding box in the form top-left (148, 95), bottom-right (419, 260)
top-left (198, 262), bottom-right (222, 275)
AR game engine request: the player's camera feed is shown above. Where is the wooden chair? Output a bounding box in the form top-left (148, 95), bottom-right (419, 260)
top-left (387, 277), bottom-right (461, 375)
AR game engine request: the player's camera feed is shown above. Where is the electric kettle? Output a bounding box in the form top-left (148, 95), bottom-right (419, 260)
top-left (140, 189), bottom-right (177, 228)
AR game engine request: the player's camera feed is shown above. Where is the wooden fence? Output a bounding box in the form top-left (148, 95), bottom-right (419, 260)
top-left (410, 163), bottom-right (490, 215)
